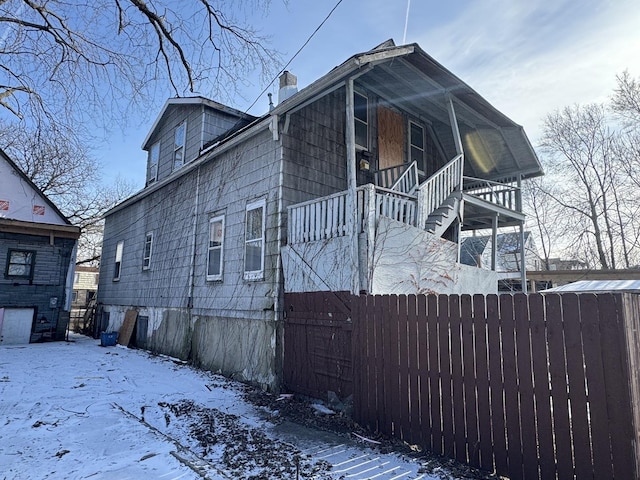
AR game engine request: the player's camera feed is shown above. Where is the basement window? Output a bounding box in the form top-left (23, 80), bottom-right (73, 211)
top-left (5, 249), bottom-right (35, 279)
top-left (244, 199), bottom-right (266, 281)
top-left (207, 215), bottom-right (225, 281)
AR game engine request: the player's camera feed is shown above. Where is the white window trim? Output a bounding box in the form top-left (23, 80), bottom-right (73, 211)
top-left (113, 241), bottom-right (124, 281)
top-left (142, 232), bottom-right (153, 270)
top-left (207, 215), bottom-right (225, 281)
top-left (244, 198), bottom-right (266, 281)
top-left (354, 91), bottom-right (368, 151)
top-left (173, 121), bottom-right (187, 171)
top-left (148, 142), bottom-right (159, 184)
top-left (409, 120), bottom-right (425, 173)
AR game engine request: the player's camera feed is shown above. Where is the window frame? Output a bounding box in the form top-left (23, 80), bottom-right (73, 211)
top-left (243, 198), bottom-right (266, 281)
top-left (354, 91), bottom-right (369, 151)
top-left (147, 141), bottom-right (160, 184)
top-left (5, 249), bottom-right (36, 280)
top-left (142, 232), bottom-right (153, 271)
top-left (206, 215), bottom-right (225, 281)
top-left (113, 241), bottom-right (124, 281)
top-left (173, 121), bottom-right (187, 171)
top-left (409, 120), bottom-right (426, 173)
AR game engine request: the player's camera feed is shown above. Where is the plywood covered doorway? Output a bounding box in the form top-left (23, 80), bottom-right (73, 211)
top-left (378, 106), bottom-right (405, 170)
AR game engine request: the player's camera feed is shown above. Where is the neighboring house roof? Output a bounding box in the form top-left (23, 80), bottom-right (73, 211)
top-left (0, 148), bottom-right (80, 238)
top-left (460, 232), bottom-right (532, 264)
top-left (459, 236), bottom-right (490, 266)
top-left (542, 280), bottom-right (640, 293)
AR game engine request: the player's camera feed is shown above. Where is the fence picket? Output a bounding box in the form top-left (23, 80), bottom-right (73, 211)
top-left (417, 294), bottom-right (430, 449)
top-left (546, 294), bottom-right (573, 480)
top-left (500, 294), bottom-right (524, 479)
top-left (529, 294), bottom-right (555, 479)
top-left (439, 295), bottom-right (455, 458)
top-left (474, 294), bottom-right (493, 472)
top-left (449, 295), bottom-right (467, 464)
top-left (428, 295), bottom-right (442, 454)
top-left (487, 294), bottom-right (508, 476)
top-left (514, 293), bottom-right (538, 479)
top-left (562, 294), bottom-right (592, 480)
top-left (407, 295), bottom-right (421, 446)
top-left (397, 295), bottom-right (411, 441)
top-left (598, 294), bottom-right (635, 479)
top-left (461, 294), bottom-right (480, 467)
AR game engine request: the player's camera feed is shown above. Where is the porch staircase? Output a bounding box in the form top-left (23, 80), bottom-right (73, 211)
top-left (424, 192), bottom-right (460, 237)
top-left (380, 154), bottom-right (464, 239)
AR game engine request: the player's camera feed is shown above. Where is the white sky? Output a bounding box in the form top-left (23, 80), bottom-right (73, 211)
top-left (100, 0), bottom-right (640, 187)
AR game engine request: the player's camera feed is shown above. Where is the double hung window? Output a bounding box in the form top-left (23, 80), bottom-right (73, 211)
top-left (5, 250), bottom-right (35, 279)
top-left (244, 199), bottom-right (266, 280)
top-left (207, 216), bottom-right (225, 280)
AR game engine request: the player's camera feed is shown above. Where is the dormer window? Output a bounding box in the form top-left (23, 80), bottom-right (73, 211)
top-left (147, 142), bottom-right (159, 184)
top-left (173, 122), bottom-right (186, 171)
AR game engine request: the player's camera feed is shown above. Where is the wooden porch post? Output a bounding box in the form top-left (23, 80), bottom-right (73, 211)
top-left (346, 78), bottom-right (360, 295)
top-left (491, 214), bottom-right (498, 271)
top-left (447, 95), bottom-right (465, 258)
top-left (519, 221), bottom-right (528, 293)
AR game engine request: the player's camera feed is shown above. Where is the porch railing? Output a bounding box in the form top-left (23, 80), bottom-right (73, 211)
top-left (416, 154), bottom-right (463, 229)
top-left (287, 185), bottom-right (417, 244)
top-left (463, 176), bottom-right (520, 211)
top-left (374, 161), bottom-right (419, 195)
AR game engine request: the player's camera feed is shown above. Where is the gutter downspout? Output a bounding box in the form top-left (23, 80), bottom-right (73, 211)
top-left (187, 166), bottom-right (201, 310)
top-left (274, 127), bottom-right (285, 389)
top-left (345, 78), bottom-right (360, 295)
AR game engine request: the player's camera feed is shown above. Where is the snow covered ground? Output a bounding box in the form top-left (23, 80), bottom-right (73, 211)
top-left (0, 334), bottom-right (486, 479)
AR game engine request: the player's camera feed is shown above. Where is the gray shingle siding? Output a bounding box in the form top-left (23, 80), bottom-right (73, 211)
top-left (99, 128), bottom-right (281, 318)
top-left (0, 232), bottom-right (75, 340)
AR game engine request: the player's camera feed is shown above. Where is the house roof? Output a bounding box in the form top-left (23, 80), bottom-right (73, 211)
top-left (142, 96), bottom-right (257, 150)
top-left (107, 40), bottom-right (542, 217)
top-left (460, 232), bottom-right (532, 266)
top-left (272, 40), bottom-right (543, 182)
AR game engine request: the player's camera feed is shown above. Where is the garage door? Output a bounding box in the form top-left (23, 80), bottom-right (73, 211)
top-left (0, 308), bottom-right (34, 345)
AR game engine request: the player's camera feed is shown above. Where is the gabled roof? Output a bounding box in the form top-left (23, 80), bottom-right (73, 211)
top-left (272, 40), bottom-right (543, 181)
top-left (0, 148), bottom-right (73, 226)
top-left (142, 96), bottom-right (257, 150)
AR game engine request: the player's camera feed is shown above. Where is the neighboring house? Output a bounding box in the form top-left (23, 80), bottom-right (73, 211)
top-left (460, 232), bottom-right (542, 291)
top-left (97, 40), bottom-right (542, 389)
top-left (0, 149), bottom-right (80, 345)
top-left (70, 266), bottom-right (99, 333)
top-left (460, 231), bottom-right (542, 272)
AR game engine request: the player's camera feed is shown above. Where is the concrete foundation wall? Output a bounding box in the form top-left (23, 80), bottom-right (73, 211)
top-left (103, 305), bottom-right (279, 390)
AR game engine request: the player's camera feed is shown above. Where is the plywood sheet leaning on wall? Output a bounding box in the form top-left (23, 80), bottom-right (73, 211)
top-left (117, 309), bottom-right (138, 347)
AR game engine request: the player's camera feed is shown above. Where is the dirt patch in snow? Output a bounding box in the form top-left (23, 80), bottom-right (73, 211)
top-left (158, 399), bottom-right (334, 479)
top-left (243, 390), bottom-right (501, 480)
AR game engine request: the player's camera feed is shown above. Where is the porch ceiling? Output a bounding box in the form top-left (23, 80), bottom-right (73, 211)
top-left (356, 46), bottom-right (543, 183)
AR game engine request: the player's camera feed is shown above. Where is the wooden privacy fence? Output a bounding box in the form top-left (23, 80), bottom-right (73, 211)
top-left (283, 292), bottom-right (640, 480)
